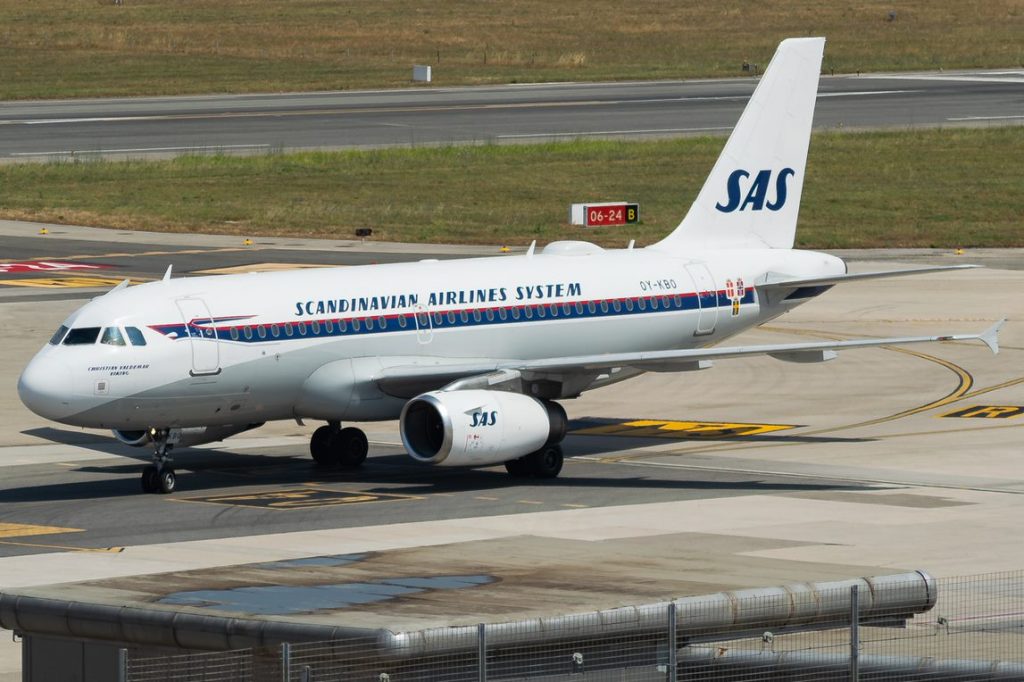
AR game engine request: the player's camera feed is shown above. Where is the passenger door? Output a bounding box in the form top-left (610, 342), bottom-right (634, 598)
top-left (176, 298), bottom-right (221, 376)
top-left (685, 264), bottom-right (718, 336)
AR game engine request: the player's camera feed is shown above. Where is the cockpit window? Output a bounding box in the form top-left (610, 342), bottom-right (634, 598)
top-left (101, 327), bottom-right (127, 346)
top-left (49, 325), bottom-right (70, 345)
top-left (63, 327), bottom-right (101, 345)
top-left (125, 326), bottom-right (147, 346)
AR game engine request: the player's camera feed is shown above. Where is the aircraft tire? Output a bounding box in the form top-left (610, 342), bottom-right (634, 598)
top-left (141, 465), bottom-right (159, 493)
top-left (337, 427), bottom-right (368, 467)
top-left (527, 444), bottom-right (563, 478)
top-left (157, 468), bottom-right (176, 494)
top-left (310, 425), bottom-right (338, 466)
top-left (504, 457), bottom-right (531, 477)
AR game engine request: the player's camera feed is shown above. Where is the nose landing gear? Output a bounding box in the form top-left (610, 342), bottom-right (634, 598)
top-left (141, 428), bottom-right (176, 494)
top-left (310, 422), bottom-right (369, 467)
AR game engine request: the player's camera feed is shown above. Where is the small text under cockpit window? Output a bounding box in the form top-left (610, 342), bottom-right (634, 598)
top-left (49, 325), bottom-right (69, 345)
top-left (63, 327), bottom-right (101, 345)
top-left (101, 327), bottom-right (127, 346)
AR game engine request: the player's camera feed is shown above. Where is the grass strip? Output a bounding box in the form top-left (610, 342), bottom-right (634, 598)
top-left (1, 0), bottom-right (1022, 99)
top-left (0, 127), bottom-right (1021, 249)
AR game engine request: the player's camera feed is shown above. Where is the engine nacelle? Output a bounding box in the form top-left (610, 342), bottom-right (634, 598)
top-left (400, 390), bottom-right (566, 467)
top-left (112, 423), bottom-right (264, 448)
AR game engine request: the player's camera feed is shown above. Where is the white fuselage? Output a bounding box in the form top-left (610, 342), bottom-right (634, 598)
top-left (18, 242), bottom-right (844, 432)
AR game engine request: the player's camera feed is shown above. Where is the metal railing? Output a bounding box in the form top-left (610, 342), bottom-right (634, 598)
top-left (122, 570), bottom-right (1024, 681)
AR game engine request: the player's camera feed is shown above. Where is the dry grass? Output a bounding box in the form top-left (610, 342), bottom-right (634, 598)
top-left (0, 0), bottom-right (1021, 99)
top-left (0, 127), bottom-right (1020, 248)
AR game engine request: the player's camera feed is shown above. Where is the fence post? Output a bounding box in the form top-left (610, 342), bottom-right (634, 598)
top-left (281, 642), bottom-right (291, 682)
top-left (667, 602), bottom-right (678, 681)
top-left (850, 585), bottom-right (859, 682)
top-left (117, 648), bottom-right (127, 682)
top-left (478, 622), bottom-right (487, 682)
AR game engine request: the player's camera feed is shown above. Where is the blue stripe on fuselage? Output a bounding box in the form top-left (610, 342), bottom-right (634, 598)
top-left (149, 289), bottom-right (757, 344)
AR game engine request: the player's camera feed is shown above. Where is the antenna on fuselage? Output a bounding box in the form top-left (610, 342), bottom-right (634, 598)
top-left (109, 278), bottom-right (130, 293)
top-left (162, 264), bottom-right (173, 282)
top-left (526, 240), bottom-right (536, 257)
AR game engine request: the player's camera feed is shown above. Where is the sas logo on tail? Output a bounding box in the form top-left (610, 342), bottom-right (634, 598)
top-left (715, 168), bottom-right (795, 213)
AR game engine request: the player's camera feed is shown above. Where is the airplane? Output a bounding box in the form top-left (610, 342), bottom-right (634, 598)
top-left (18, 37), bottom-right (1002, 494)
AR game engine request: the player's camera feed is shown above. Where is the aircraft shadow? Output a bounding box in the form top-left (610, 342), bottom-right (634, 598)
top-left (0, 449), bottom-right (875, 504)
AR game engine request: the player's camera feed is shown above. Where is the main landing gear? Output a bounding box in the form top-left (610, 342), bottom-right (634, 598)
top-left (504, 444), bottom-right (564, 479)
top-left (310, 422), bottom-right (369, 468)
top-left (141, 428), bottom-right (176, 494)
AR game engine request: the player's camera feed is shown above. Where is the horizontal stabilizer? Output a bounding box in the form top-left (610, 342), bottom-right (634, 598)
top-left (760, 264), bottom-right (981, 291)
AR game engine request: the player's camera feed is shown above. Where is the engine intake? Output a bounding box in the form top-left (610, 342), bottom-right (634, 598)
top-left (400, 390), bottom-right (566, 467)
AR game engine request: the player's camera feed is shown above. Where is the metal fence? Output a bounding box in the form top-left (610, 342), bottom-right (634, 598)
top-left (123, 570), bottom-right (1024, 682)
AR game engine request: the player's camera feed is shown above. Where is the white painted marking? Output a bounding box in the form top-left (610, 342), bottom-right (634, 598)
top-left (498, 127), bottom-right (731, 139)
top-left (817, 89), bottom-right (918, 97)
top-left (10, 144), bottom-right (271, 157)
top-left (946, 115), bottom-right (1024, 122)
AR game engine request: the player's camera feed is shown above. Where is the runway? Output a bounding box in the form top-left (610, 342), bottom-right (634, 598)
top-left (1, 69), bottom-right (1022, 161)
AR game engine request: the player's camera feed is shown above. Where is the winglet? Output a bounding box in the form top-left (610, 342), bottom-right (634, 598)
top-left (978, 318), bottom-right (1005, 355)
top-left (162, 264), bottom-right (173, 282)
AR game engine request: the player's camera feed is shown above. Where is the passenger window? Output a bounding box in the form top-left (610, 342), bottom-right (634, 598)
top-left (575, 303), bottom-right (584, 315)
top-left (243, 326), bottom-right (253, 340)
top-left (366, 317), bottom-right (374, 331)
top-left (498, 308), bottom-right (508, 321)
top-left (486, 310), bottom-right (495, 321)
top-left (460, 311), bottom-right (468, 323)
top-left (271, 325), bottom-right (280, 338)
top-left (674, 295), bottom-right (683, 308)
top-left (352, 319), bottom-right (361, 332)
top-left (563, 303), bottom-right (572, 315)
top-left (538, 306), bottom-right (547, 318)
top-left (433, 313), bottom-right (443, 326)
top-left (398, 316), bottom-right (407, 328)
top-left (473, 310), bottom-right (482, 322)
top-left (587, 302), bottom-right (596, 314)
top-left (324, 320), bottom-right (334, 334)
top-left (311, 321), bottom-right (321, 334)
top-left (101, 327), bottom-right (127, 346)
top-left (229, 328), bottom-right (240, 341)
top-left (257, 325), bottom-right (267, 339)
top-left (625, 299), bottom-right (634, 311)
top-left (612, 300), bottom-right (622, 312)
top-left (63, 327), bottom-right (101, 345)
top-left (524, 308), bottom-right (533, 319)
top-left (49, 325), bottom-right (70, 345)
top-left (637, 299), bottom-right (646, 311)
top-left (599, 301), bottom-right (609, 313)
top-left (284, 324), bottom-right (294, 337)
top-left (511, 308), bottom-right (520, 320)
top-left (447, 311), bottom-right (456, 324)
top-left (380, 317), bottom-right (388, 330)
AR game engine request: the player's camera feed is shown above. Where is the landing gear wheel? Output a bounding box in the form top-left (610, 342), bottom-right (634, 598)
top-left (141, 465), bottom-right (158, 493)
top-left (336, 427), bottom-right (368, 467)
top-left (527, 444), bottom-right (563, 478)
top-left (310, 425), bottom-right (338, 466)
top-left (504, 457), bottom-right (531, 477)
top-left (157, 468), bottom-right (176, 494)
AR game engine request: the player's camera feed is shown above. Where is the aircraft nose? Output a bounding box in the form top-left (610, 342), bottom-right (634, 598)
top-left (18, 356), bottom-right (76, 421)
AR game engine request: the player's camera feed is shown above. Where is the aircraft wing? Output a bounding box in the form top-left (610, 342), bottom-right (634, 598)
top-left (759, 264), bottom-right (980, 291)
top-left (377, 320), bottom-right (1003, 395)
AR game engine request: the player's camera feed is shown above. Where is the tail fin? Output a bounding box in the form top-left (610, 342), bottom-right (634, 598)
top-left (651, 37), bottom-right (825, 252)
